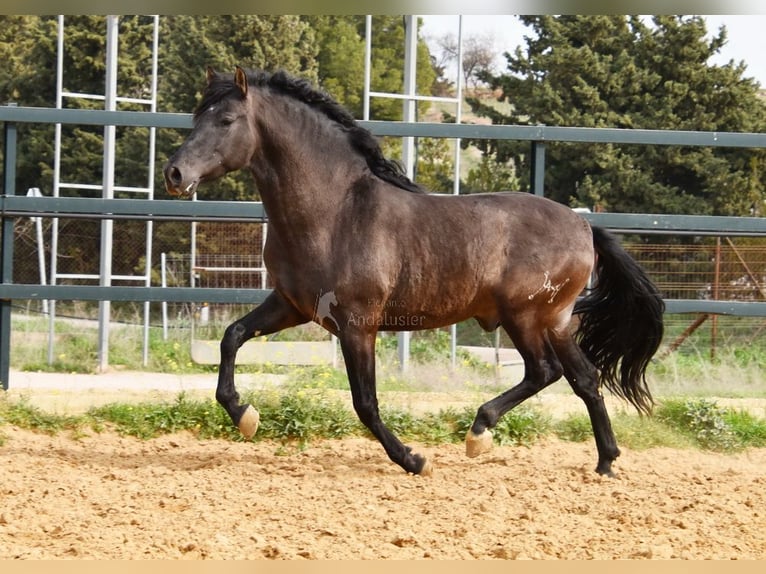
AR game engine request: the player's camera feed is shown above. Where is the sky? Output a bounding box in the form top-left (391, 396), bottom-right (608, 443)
top-left (420, 15), bottom-right (766, 87)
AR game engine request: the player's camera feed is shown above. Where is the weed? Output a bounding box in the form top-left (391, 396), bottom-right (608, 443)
top-left (287, 365), bottom-right (349, 391)
top-left (0, 394), bottom-right (85, 434)
top-left (89, 393), bottom-right (241, 440)
top-left (649, 348), bottom-right (766, 399)
top-left (613, 412), bottom-right (695, 450)
top-left (656, 398), bottom-right (741, 451)
top-left (247, 388), bottom-right (360, 446)
top-left (2, 391), bottom-right (766, 455)
top-left (554, 414), bottom-right (593, 442)
top-left (723, 410), bottom-right (766, 447)
top-left (493, 407), bottom-right (551, 446)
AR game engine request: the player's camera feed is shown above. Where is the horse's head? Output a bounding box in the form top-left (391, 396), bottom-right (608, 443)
top-left (164, 66), bottom-right (257, 198)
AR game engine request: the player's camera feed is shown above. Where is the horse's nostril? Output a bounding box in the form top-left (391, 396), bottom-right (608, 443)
top-left (167, 166), bottom-right (182, 186)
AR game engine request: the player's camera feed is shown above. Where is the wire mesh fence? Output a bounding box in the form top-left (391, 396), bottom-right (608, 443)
top-left (10, 219), bottom-right (766, 357)
top-left (626, 236), bottom-right (766, 357)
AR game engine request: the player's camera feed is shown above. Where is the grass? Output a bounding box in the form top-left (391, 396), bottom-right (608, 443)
top-left (2, 386), bottom-right (765, 454)
top-left (648, 348), bottom-right (766, 399)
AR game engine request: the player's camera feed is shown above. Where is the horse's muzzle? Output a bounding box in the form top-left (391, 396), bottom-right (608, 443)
top-left (163, 164), bottom-right (198, 198)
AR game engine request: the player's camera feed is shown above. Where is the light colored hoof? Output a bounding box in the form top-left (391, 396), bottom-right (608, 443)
top-left (418, 457), bottom-right (433, 477)
top-left (465, 429), bottom-right (493, 458)
top-left (238, 405), bottom-right (260, 439)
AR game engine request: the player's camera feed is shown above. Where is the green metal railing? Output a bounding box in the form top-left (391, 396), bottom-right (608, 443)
top-left (3, 104), bottom-right (766, 388)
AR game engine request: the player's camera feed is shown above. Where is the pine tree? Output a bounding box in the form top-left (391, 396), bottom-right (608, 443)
top-left (468, 15), bottom-right (766, 216)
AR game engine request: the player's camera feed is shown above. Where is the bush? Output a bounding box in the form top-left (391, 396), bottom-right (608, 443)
top-left (248, 388), bottom-right (360, 445)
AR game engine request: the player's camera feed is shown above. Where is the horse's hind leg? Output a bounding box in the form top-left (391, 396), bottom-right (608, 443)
top-left (466, 319), bottom-right (563, 458)
top-left (548, 328), bottom-right (620, 476)
top-left (216, 291), bottom-right (306, 438)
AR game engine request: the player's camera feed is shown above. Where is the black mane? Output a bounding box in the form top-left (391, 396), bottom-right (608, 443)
top-left (198, 69), bottom-right (425, 194)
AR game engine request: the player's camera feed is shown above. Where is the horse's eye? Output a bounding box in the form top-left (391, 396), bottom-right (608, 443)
top-left (220, 115), bottom-right (236, 127)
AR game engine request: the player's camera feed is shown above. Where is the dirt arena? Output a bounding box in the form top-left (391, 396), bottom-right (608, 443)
top-left (1, 425), bottom-right (765, 559)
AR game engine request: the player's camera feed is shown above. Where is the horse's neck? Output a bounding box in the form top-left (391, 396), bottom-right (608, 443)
top-left (251, 102), bottom-right (360, 233)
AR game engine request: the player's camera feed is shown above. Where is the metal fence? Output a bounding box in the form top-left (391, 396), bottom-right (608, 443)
top-left (3, 104), bottom-right (766, 388)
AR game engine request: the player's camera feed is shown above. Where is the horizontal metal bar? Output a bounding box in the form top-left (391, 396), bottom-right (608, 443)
top-left (362, 120), bottom-right (766, 148)
top-left (3, 105), bottom-right (766, 148)
top-left (115, 98), bottom-right (153, 106)
top-left (664, 299), bottom-right (766, 316)
top-left (367, 91), bottom-right (461, 104)
top-left (110, 275), bottom-right (149, 282)
top-left (1, 282), bottom-right (764, 317)
top-left (0, 284), bottom-right (270, 304)
top-left (583, 212), bottom-right (766, 236)
top-left (193, 267), bottom-right (266, 273)
top-left (62, 92), bottom-right (107, 101)
top-left (58, 183), bottom-right (104, 191)
top-left (2, 211), bottom-right (259, 223)
top-left (54, 273), bottom-right (99, 280)
top-left (58, 183), bottom-right (152, 194)
top-left (4, 196), bottom-right (765, 237)
top-left (1, 196), bottom-right (266, 221)
top-left (0, 106), bottom-right (191, 130)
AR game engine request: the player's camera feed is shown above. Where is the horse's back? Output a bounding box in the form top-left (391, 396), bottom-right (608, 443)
top-left (422, 191), bottom-right (593, 255)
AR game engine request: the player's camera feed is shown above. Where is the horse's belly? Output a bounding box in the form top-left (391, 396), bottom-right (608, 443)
top-left (373, 281), bottom-right (492, 331)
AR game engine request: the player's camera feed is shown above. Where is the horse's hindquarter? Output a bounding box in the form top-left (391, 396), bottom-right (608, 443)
top-left (489, 193), bottom-right (595, 321)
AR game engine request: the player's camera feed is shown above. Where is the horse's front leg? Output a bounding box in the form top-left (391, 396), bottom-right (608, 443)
top-left (217, 291), bottom-right (306, 438)
top-left (339, 329), bottom-right (432, 476)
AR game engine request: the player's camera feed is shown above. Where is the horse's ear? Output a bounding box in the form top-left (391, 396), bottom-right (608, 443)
top-left (206, 67), bottom-right (217, 85)
top-left (234, 66), bottom-right (248, 97)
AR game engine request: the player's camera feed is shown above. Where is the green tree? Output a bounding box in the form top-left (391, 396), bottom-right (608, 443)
top-left (364, 16), bottom-right (436, 122)
top-left (307, 16), bottom-right (367, 116)
top-left (308, 16), bottom-right (437, 119)
top-left (464, 151), bottom-right (519, 193)
top-left (414, 137), bottom-right (455, 192)
top-left (0, 16), bottom-right (58, 196)
top-left (468, 15), bottom-right (766, 216)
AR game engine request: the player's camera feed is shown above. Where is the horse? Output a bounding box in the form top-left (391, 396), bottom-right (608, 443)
top-left (164, 67), bottom-right (665, 477)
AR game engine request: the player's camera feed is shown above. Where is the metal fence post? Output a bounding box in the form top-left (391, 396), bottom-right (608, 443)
top-left (530, 141), bottom-right (546, 196)
top-left (1, 104), bottom-right (18, 390)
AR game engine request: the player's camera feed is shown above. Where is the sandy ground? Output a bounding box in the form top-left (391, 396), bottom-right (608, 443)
top-left (1, 429), bottom-right (765, 559)
top-left (1, 368), bottom-right (766, 560)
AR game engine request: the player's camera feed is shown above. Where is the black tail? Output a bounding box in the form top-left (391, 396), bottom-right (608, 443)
top-left (574, 226), bottom-right (664, 415)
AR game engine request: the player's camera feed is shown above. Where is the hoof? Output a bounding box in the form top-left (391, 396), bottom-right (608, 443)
top-left (237, 405), bottom-right (260, 439)
top-left (417, 457), bottom-right (433, 477)
top-left (410, 449), bottom-right (433, 476)
top-left (596, 465), bottom-right (616, 478)
top-left (465, 429), bottom-right (493, 458)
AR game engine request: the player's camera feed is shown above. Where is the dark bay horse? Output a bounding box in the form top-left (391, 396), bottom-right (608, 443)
top-left (164, 67), bottom-right (664, 477)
